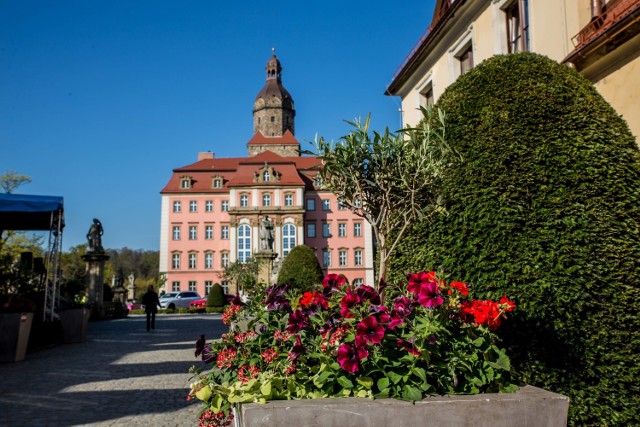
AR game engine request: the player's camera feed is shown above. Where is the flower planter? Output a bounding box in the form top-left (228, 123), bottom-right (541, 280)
top-left (0, 312), bottom-right (33, 362)
top-left (236, 386), bottom-right (569, 427)
top-left (60, 308), bottom-right (90, 344)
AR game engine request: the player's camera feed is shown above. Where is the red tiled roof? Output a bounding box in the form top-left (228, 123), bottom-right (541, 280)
top-left (226, 164), bottom-right (307, 187)
top-left (161, 150), bottom-right (321, 193)
top-left (247, 130), bottom-right (299, 146)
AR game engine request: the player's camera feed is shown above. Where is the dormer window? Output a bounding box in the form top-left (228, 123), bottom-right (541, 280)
top-left (212, 177), bottom-right (223, 189)
top-left (180, 176), bottom-right (192, 189)
top-left (254, 164), bottom-right (281, 183)
top-left (263, 171), bottom-right (270, 182)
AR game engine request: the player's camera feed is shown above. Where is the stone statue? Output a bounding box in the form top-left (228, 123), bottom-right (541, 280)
top-left (259, 215), bottom-right (274, 251)
top-left (87, 218), bottom-right (104, 253)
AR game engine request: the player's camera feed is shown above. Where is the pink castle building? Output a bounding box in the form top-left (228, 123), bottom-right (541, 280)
top-left (159, 54), bottom-right (374, 296)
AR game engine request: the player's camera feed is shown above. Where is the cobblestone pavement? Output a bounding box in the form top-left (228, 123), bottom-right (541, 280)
top-left (0, 314), bottom-right (228, 426)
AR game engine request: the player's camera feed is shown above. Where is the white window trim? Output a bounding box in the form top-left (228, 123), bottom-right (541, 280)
top-left (448, 26), bottom-right (474, 83)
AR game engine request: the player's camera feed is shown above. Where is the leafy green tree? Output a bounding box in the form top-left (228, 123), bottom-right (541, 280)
top-left (313, 110), bottom-right (458, 286)
top-left (390, 53), bottom-right (640, 426)
top-left (222, 257), bottom-right (260, 295)
top-left (276, 245), bottom-right (323, 290)
top-left (206, 283), bottom-right (225, 307)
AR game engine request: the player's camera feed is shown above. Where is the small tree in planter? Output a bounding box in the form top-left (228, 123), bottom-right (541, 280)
top-left (312, 110), bottom-right (460, 287)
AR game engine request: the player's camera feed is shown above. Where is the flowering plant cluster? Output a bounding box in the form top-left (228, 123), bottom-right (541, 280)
top-left (189, 272), bottom-right (517, 426)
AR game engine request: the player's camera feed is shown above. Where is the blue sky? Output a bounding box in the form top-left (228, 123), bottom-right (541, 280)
top-left (1, 0), bottom-right (435, 251)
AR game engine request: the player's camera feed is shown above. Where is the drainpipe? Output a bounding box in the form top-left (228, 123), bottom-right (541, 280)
top-left (591, 0), bottom-right (603, 18)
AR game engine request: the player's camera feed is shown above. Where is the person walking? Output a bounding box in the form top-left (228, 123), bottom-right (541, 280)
top-left (141, 285), bottom-right (162, 331)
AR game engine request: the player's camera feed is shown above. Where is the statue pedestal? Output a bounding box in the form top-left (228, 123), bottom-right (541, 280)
top-left (255, 251), bottom-right (277, 287)
top-left (82, 251), bottom-right (110, 320)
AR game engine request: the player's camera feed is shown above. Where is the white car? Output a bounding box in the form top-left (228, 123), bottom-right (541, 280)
top-left (159, 291), bottom-right (202, 310)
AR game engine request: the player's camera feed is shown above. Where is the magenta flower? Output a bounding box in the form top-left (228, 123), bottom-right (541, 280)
top-left (356, 316), bottom-right (385, 344)
top-left (288, 335), bottom-right (305, 361)
top-left (397, 338), bottom-right (421, 356)
top-left (322, 273), bottom-right (347, 296)
top-left (287, 309), bottom-right (309, 333)
top-left (356, 284), bottom-right (380, 305)
top-left (340, 289), bottom-right (361, 318)
top-left (336, 343), bottom-right (369, 373)
top-left (387, 312), bottom-right (404, 330)
top-left (407, 271), bottom-right (438, 294)
top-left (416, 281), bottom-right (444, 308)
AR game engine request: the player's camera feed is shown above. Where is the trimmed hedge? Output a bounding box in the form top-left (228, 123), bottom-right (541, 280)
top-left (390, 53), bottom-right (640, 426)
top-left (207, 283), bottom-right (226, 307)
top-left (276, 244), bottom-right (324, 290)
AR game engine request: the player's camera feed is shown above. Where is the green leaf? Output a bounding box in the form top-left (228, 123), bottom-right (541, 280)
top-left (402, 385), bottom-right (423, 402)
top-left (356, 376), bottom-right (373, 389)
top-left (411, 367), bottom-right (427, 383)
top-left (387, 371), bottom-right (403, 384)
top-left (260, 380), bottom-right (272, 397)
top-left (377, 377), bottom-right (390, 392)
top-left (337, 376), bottom-right (354, 389)
top-left (313, 371), bottom-right (332, 388)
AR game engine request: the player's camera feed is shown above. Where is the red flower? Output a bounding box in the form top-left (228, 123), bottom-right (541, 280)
top-left (356, 316), bottom-right (385, 344)
top-left (416, 281), bottom-right (444, 308)
top-left (261, 348), bottom-right (278, 364)
top-left (238, 364), bottom-right (260, 383)
top-left (460, 300), bottom-right (504, 330)
top-left (336, 343), bottom-right (369, 373)
top-left (448, 281), bottom-right (469, 296)
top-left (299, 291), bottom-right (329, 310)
top-left (500, 296), bottom-right (516, 312)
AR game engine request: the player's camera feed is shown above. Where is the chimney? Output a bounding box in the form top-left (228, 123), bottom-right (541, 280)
top-left (198, 151), bottom-right (215, 161)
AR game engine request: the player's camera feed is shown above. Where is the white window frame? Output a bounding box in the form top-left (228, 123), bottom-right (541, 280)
top-left (221, 200), bottom-right (229, 212)
top-left (282, 223), bottom-right (296, 256)
top-left (237, 224), bottom-right (251, 263)
top-left (221, 252), bottom-right (229, 268)
top-left (188, 281), bottom-right (197, 292)
top-left (338, 223), bottom-right (347, 237)
top-left (205, 200), bottom-right (214, 212)
top-left (323, 249), bottom-right (331, 267)
top-left (205, 252), bottom-right (213, 269)
top-left (355, 249), bottom-right (363, 266)
top-left (172, 253), bottom-right (181, 269)
top-left (322, 223), bottom-right (331, 238)
top-left (240, 194), bottom-right (249, 207)
top-left (172, 225), bottom-right (180, 240)
top-left (189, 200), bottom-right (197, 212)
top-left (173, 201), bottom-right (181, 213)
top-left (322, 199), bottom-right (330, 211)
top-left (189, 225), bottom-right (197, 240)
top-left (339, 250), bottom-right (347, 267)
top-left (284, 193), bottom-right (293, 206)
top-left (221, 225), bottom-right (229, 239)
top-left (172, 281), bottom-right (180, 292)
top-left (188, 253), bottom-right (197, 269)
top-left (354, 223), bottom-right (362, 237)
top-left (262, 193), bottom-right (271, 207)
top-left (205, 225), bottom-right (213, 240)
top-left (448, 27), bottom-right (474, 82)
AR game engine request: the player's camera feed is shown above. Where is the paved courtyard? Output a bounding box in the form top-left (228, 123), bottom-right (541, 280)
top-left (0, 314), bottom-right (228, 426)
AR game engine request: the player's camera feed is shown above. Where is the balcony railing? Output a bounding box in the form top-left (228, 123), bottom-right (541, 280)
top-left (572, 0), bottom-right (640, 48)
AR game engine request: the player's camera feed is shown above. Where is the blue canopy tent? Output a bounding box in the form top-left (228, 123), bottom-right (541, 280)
top-left (0, 193), bottom-right (65, 321)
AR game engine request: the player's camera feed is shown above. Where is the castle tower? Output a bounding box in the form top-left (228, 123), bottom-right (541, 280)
top-left (253, 50), bottom-right (296, 139)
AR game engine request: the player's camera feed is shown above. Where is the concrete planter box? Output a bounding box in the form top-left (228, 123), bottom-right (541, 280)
top-left (236, 385), bottom-right (569, 427)
top-left (60, 308), bottom-right (90, 344)
top-left (0, 312), bottom-right (33, 362)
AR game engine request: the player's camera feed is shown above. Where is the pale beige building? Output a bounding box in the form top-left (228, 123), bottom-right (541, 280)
top-left (386, 0), bottom-right (640, 141)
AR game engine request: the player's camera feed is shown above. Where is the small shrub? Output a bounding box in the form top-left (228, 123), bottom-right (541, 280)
top-left (207, 283), bottom-right (226, 307)
top-left (277, 245), bottom-right (323, 290)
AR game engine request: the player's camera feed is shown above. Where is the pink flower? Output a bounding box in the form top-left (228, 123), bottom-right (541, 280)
top-left (416, 281), bottom-right (444, 308)
top-left (356, 284), bottom-right (380, 305)
top-left (336, 343), bottom-right (368, 373)
top-left (356, 316), bottom-right (385, 344)
top-left (322, 273), bottom-right (347, 294)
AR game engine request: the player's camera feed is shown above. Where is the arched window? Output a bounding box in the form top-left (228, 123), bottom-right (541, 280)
top-left (263, 171), bottom-right (270, 181)
top-left (282, 224), bottom-right (296, 257)
top-left (237, 224), bottom-right (251, 263)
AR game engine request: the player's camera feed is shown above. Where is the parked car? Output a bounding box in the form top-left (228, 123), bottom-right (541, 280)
top-left (160, 292), bottom-right (179, 300)
top-left (159, 291), bottom-right (202, 310)
top-left (189, 295), bottom-right (236, 312)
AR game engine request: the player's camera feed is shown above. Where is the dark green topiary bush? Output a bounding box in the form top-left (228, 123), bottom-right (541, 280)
top-left (390, 53), bottom-right (640, 426)
top-left (277, 245), bottom-right (324, 290)
top-left (207, 283), bottom-right (226, 307)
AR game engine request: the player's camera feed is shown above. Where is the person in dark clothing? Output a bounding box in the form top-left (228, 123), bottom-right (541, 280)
top-left (141, 285), bottom-right (162, 331)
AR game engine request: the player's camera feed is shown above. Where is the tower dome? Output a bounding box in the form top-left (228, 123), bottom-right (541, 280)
top-left (253, 50), bottom-right (295, 137)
